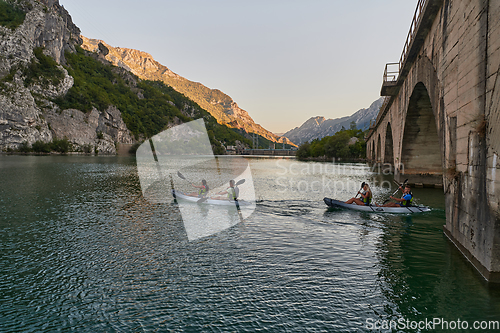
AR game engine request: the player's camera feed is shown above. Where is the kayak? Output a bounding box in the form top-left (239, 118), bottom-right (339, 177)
top-left (323, 197), bottom-right (431, 213)
top-left (172, 190), bottom-right (252, 207)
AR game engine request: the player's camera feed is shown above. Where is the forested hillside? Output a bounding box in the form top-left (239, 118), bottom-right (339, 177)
top-left (296, 122), bottom-right (366, 160)
top-left (52, 46), bottom-right (251, 154)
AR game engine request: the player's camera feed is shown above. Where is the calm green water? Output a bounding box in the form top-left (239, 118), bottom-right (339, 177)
top-left (1, 156), bottom-right (499, 332)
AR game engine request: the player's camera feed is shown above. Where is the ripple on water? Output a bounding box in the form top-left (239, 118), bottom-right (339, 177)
top-left (1, 156), bottom-right (499, 332)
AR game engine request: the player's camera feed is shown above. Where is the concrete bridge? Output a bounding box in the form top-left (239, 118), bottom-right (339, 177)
top-left (366, 0), bottom-right (500, 282)
top-left (241, 149), bottom-right (296, 156)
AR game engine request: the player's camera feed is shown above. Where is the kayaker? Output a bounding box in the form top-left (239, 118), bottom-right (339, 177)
top-left (213, 180), bottom-right (239, 201)
top-left (345, 183), bottom-right (372, 206)
top-left (381, 184), bottom-right (413, 207)
top-left (187, 179), bottom-right (209, 197)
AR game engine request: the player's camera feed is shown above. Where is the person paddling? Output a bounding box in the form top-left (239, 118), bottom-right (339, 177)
top-left (214, 180), bottom-right (239, 201)
top-left (345, 183), bottom-right (372, 206)
top-left (187, 179), bottom-right (209, 198)
top-left (381, 184), bottom-right (413, 207)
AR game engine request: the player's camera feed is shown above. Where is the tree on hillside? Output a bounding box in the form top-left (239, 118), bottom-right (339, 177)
top-left (296, 142), bottom-right (311, 160)
top-left (295, 127), bottom-right (367, 160)
top-left (350, 121), bottom-right (357, 131)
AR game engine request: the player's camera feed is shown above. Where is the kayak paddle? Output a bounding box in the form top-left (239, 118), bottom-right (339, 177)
top-left (354, 182), bottom-right (366, 199)
top-left (383, 179), bottom-right (408, 204)
top-left (392, 179), bottom-right (408, 187)
top-left (197, 179), bottom-right (246, 203)
top-left (177, 171), bottom-right (188, 180)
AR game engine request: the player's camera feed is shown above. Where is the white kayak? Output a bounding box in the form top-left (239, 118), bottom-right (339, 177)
top-left (323, 197), bottom-right (431, 213)
top-left (172, 190), bottom-right (252, 207)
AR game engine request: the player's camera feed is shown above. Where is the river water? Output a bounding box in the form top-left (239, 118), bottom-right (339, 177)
top-left (1, 155), bottom-right (499, 332)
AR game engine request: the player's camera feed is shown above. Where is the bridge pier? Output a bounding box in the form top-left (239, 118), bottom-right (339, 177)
top-left (394, 170), bottom-right (443, 188)
top-left (367, 0), bottom-right (500, 281)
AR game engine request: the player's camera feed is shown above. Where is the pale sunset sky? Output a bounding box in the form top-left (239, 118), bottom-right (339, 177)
top-left (59, 0), bottom-right (418, 133)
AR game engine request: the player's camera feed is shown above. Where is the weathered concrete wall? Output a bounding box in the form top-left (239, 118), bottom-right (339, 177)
top-left (483, 0), bottom-right (500, 277)
top-left (367, 0), bottom-right (500, 281)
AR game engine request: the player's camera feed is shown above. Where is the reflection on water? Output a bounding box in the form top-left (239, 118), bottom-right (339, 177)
top-left (1, 156), bottom-right (499, 332)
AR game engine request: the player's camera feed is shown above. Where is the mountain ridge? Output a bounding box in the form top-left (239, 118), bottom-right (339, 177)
top-left (283, 98), bottom-right (383, 144)
top-left (0, 0), bottom-right (255, 154)
top-left (80, 36), bottom-right (296, 147)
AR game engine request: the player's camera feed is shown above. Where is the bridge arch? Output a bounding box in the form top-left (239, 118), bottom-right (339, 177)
top-left (400, 82), bottom-right (442, 180)
top-left (371, 141), bottom-right (375, 160)
top-left (366, 1), bottom-right (500, 281)
top-left (384, 122), bottom-right (394, 164)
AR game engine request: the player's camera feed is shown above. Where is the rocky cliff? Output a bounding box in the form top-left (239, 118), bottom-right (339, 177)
top-left (0, 0), bottom-right (135, 153)
top-left (283, 98), bottom-right (384, 144)
top-left (80, 36), bottom-right (296, 147)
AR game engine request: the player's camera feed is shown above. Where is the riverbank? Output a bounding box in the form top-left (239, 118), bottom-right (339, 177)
top-left (0, 151), bottom-right (127, 156)
top-left (1, 143), bottom-right (137, 156)
top-left (297, 156), bottom-right (368, 163)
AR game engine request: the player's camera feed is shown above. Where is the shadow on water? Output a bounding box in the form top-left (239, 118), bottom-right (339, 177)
top-left (322, 198), bottom-right (500, 330)
top-left (372, 208), bottom-right (500, 330)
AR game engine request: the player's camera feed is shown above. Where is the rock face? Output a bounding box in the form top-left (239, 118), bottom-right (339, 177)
top-left (0, 74), bottom-right (54, 148)
top-left (44, 106), bottom-right (134, 154)
top-left (283, 98), bottom-right (384, 144)
top-left (0, 0), bottom-right (80, 74)
top-left (81, 36), bottom-right (296, 146)
top-left (0, 0), bottom-right (134, 154)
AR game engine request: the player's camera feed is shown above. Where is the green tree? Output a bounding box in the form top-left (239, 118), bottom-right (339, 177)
top-left (296, 142), bottom-right (311, 160)
top-left (51, 138), bottom-right (71, 153)
top-left (32, 140), bottom-right (51, 153)
top-left (349, 121), bottom-right (357, 131)
top-left (310, 139), bottom-right (324, 157)
top-left (295, 127), bottom-right (367, 161)
top-left (0, 0), bottom-right (26, 30)
top-left (324, 131), bottom-right (350, 158)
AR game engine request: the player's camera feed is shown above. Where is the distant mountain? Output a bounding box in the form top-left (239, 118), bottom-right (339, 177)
top-left (283, 98), bottom-right (384, 144)
top-left (81, 36), bottom-right (296, 147)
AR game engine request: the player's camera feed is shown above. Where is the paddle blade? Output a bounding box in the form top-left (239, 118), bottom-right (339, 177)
top-left (393, 178), bottom-right (409, 187)
top-left (235, 179), bottom-right (245, 186)
top-left (177, 171), bottom-right (186, 180)
top-left (354, 182), bottom-right (366, 198)
top-left (197, 197), bottom-right (208, 204)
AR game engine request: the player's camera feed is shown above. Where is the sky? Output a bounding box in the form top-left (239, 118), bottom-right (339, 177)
top-left (59, 0), bottom-right (418, 133)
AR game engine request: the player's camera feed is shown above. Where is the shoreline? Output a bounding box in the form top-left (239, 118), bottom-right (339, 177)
top-left (0, 153), bottom-right (371, 163)
top-left (297, 156), bottom-right (368, 163)
top-left (0, 152), bottom-right (298, 158)
top-left (0, 151), bottom-right (126, 156)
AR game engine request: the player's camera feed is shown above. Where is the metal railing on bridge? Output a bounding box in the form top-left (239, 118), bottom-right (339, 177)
top-left (383, 63), bottom-right (400, 83)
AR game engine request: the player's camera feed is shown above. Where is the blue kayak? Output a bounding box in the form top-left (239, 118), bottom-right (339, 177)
top-left (324, 197), bottom-right (431, 213)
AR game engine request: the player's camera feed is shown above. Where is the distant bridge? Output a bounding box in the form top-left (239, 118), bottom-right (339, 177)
top-left (240, 149), bottom-right (296, 156)
top-left (366, 0), bottom-right (500, 281)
